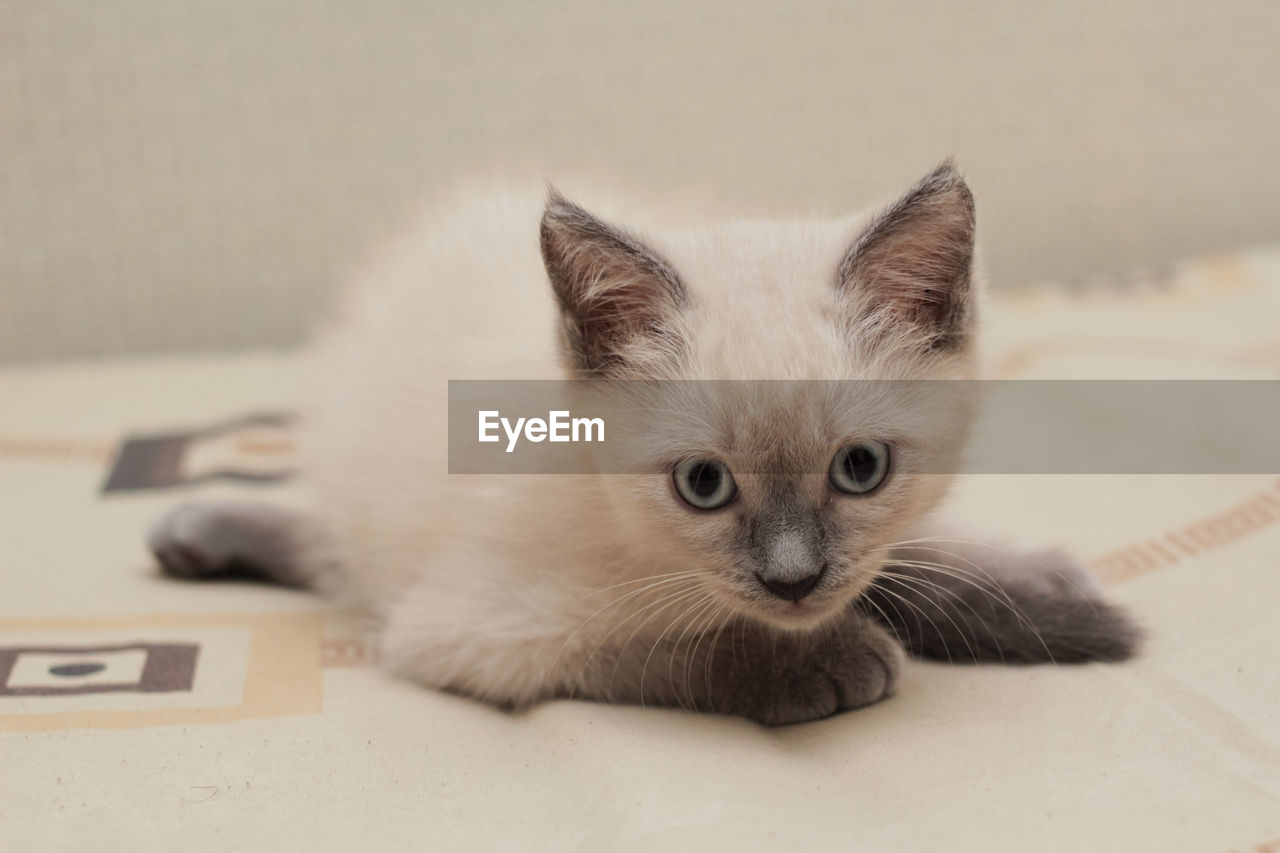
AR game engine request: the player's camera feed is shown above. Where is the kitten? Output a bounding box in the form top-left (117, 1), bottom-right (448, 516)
top-left (149, 162), bottom-right (1139, 725)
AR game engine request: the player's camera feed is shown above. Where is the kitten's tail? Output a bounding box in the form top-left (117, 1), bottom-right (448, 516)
top-left (862, 545), bottom-right (1141, 664)
top-left (148, 501), bottom-right (328, 590)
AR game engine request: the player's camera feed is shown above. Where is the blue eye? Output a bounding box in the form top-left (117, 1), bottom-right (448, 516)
top-left (673, 458), bottom-right (737, 510)
top-left (829, 442), bottom-right (891, 495)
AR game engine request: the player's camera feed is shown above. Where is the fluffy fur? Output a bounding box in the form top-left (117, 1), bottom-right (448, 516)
top-left (150, 162), bottom-right (1139, 725)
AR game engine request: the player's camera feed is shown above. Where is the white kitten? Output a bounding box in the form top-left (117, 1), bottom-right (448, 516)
top-left (151, 162), bottom-right (1138, 725)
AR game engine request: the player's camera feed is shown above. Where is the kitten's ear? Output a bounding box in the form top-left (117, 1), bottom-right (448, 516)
top-left (541, 190), bottom-right (688, 375)
top-left (836, 160), bottom-right (976, 351)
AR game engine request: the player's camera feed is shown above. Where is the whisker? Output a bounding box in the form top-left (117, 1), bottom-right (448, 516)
top-left (884, 557), bottom-right (1054, 660)
top-left (588, 569), bottom-right (704, 596)
top-left (670, 594), bottom-right (722, 711)
top-left (639, 591), bottom-right (717, 708)
top-left (700, 604), bottom-right (733, 708)
top-left (872, 543), bottom-right (1035, 632)
top-left (868, 582), bottom-right (959, 664)
top-left (548, 572), bottom-right (703, 690)
top-left (876, 536), bottom-right (1084, 584)
top-left (857, 590), bottom-right (908, 650)
top-left (877, 570), bottom-right (1003, 663)
top-left (594, 584), bottom-right (711, 701)
top-left (873, 543), bottom-right (1026, 613)
top-left (875, 571), bottom-right (981, 661)
top-left (565, 582), bottom-right (704, 699)
top-left (602, 583), bottom-right (712, 693)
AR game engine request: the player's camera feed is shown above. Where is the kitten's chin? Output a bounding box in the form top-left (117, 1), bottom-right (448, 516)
top-left (748, 597), bottom-right (849, 633)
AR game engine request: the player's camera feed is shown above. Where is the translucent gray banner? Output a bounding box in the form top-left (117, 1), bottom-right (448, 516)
top-left (447, 380), bottom-right (1280, 474)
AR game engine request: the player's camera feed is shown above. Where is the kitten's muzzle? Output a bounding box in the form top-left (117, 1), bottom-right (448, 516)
top-left (755, 563), bottom-right (827, 602)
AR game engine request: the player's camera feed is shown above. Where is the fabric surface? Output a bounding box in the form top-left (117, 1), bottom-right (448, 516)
top-left (2, 249), bottom-right (1279, 851)
top-left (5, 1), bottom-right (1280, 363)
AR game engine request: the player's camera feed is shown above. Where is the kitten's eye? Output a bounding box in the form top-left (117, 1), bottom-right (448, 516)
top-left (673, 458), bottom-right (737, 510)
top-left (829, 442), bottom-right (891, 495)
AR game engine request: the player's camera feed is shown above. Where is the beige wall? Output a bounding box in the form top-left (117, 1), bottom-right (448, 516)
top-left (3, 1), bottom-right (1279, 363)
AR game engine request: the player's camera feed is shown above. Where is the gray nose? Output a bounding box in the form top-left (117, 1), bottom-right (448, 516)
top-left (756, 565), bottom-right (826, 602)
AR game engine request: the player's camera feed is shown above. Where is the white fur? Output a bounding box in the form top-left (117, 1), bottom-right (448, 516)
top-left (298, 178), bottom-right (981, 707)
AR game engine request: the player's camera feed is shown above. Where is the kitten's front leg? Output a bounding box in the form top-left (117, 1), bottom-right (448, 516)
top-left (591, 610), bottom-right (904, 726)
top-left (377, 576), bottom-right (902, 726)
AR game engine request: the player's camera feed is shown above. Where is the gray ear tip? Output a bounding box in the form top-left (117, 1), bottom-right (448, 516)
top-left (541, 185), bottom-right (586, 226)
top-left (911, 160), bottom-right (974, 221)
top-left (932, 156), bottom-right (962, 177)
top-left (930, 158), bottom-right (973, 195)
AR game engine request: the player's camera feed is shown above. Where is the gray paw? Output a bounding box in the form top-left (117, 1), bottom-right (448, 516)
top-left (148, 503), bottom-right (241, 579)
top-left (743, 624), bottom-right (904, 726)
top-left (148, 501), bottom-right (310, 587)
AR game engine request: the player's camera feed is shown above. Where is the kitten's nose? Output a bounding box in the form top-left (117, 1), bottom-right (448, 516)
top-left (756, 565), bottom-right (826, 602)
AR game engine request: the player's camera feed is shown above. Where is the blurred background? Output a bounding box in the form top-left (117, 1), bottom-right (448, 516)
top-left (2, 0), bottom-right (1278, 364)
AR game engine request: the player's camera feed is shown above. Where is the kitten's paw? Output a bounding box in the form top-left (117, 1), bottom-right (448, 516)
top-left (149, 502), bottom-right (317, 589)
top-left (747, 626), bottom-right (904, 726)
top-left (148, 503), bottom-right (239, 579)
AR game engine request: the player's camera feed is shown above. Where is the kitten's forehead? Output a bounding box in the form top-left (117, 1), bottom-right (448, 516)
top-left (656, 218), bottom-right (852, 299)
top-left (650, 218), bottom-right (866, 380)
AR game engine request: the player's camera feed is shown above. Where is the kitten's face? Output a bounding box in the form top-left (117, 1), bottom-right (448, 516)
top-left (602, 382), bottom-right (974, 630)
top-left (543, 162), bottom-right (979, 631)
